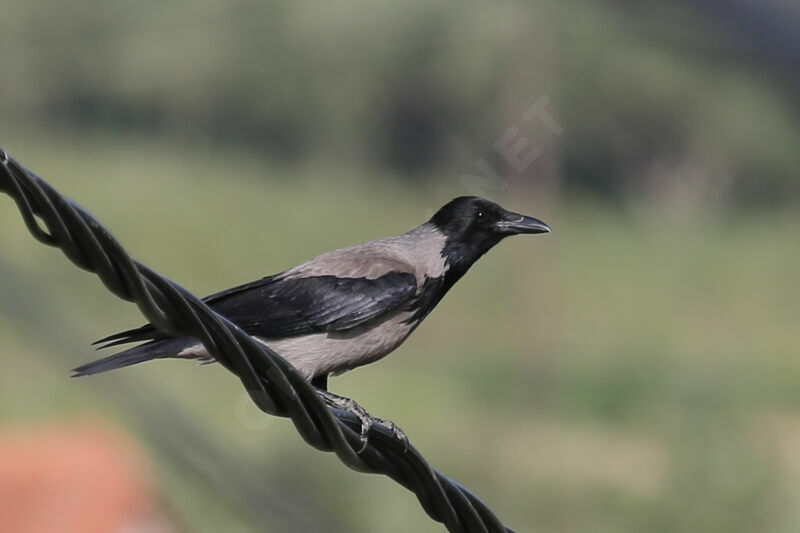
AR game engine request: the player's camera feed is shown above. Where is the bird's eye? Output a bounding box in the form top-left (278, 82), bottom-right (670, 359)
top-left (475, 210), bottom-right (486, 220)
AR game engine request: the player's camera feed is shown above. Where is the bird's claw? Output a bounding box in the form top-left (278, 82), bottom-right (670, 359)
top-left (317, 390), bottom-right (408, 454)
top-left (375, 417), bottom-right (409, 452)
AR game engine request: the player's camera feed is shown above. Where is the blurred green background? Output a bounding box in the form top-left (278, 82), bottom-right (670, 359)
top-left (1, 1), bottom-right (800, 532)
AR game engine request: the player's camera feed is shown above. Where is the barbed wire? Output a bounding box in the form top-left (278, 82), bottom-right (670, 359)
top-left (0, 147), bottom-right (516, 533)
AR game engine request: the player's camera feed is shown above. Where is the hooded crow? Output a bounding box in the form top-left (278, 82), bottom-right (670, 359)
top-left (73, 196), bottom-right (550, 441)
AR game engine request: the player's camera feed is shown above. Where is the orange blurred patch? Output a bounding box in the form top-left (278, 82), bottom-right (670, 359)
top-left (0, 420), bottom-right (173, 533)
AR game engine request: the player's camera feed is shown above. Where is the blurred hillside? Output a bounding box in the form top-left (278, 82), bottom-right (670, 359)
top-left (2, 2), bottom-right (800, 533)
top-left (2, 0), bottom-right (799, 203)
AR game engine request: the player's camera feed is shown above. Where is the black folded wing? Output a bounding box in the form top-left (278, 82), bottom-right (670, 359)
top-left (95, 272), bottom-right (418, 348)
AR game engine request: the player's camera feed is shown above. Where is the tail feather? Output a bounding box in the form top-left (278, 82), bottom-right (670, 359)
top-left (91, 323), bottom-right (165, 348)
top-left (73, 338), bottom-right (192, 377)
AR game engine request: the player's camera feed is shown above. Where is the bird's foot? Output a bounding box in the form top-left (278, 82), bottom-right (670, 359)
top-left (373, 416), bottom-right (408, 452)
top-left (317, 390), bottom-right (408, 453)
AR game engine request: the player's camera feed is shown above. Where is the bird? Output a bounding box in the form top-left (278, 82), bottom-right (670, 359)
top-left (73, 196), bottom-right (550, 444)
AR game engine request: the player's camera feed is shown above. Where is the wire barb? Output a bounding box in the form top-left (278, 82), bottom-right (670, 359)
top-left (0, 147), bottom-right (516, 533)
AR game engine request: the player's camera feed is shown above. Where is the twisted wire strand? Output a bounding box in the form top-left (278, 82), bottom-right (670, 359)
top-left (0, 147), bottom-right (516, 533)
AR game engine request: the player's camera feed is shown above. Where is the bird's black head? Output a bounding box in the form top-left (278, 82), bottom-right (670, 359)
top-left (405, 197), bottom-right (550, 324)
top-left (432, 196), bottom-right (550, 244)
top-left (430, 196), bottom-right (550, 271)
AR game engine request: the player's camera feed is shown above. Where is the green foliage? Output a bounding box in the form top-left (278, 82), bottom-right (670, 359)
top-left (2, 0), bottom-right (798, 201)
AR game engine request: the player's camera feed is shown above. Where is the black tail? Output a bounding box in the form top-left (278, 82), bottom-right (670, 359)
top-left (72, 338), bottom-right (192, 377)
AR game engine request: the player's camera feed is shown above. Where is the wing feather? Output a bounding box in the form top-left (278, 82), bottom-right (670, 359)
top-left (94, 272), bottom-right (418, 348)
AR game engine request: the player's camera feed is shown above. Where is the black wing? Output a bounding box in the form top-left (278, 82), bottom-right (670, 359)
top-left (94, 272), bottom-right (418, 347)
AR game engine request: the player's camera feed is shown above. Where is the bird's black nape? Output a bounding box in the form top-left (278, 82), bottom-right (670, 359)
top-left (430, 196), bottom-right (501, 238)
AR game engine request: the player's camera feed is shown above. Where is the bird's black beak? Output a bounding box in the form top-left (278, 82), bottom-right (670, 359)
top-left (494, 210), bottom-right (551, 235)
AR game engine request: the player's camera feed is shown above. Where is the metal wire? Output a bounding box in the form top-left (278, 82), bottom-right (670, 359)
top-left (0, 147), bottom-right (516, 533)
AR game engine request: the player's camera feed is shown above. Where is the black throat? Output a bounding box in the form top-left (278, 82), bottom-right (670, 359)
top-left (405, 233), bottom-right (503, 325)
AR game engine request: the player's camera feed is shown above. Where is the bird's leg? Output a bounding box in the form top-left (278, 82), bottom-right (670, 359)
top-left (317, 389), bottom-right (372, 450)
top-left (316, 389), bottom-right (408, 453)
